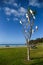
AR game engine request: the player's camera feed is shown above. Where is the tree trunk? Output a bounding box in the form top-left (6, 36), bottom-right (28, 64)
top-left (27, 40), bottom-right (30, 61)
top-left (27, 46), bottom-right (30, 60)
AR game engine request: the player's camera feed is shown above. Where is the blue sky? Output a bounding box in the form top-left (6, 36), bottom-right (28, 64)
top-left (0, 0), bottom-right (43, 44)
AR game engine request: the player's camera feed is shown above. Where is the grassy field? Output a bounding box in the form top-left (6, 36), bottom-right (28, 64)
top-left (0, 44), bottom-right (43, 65)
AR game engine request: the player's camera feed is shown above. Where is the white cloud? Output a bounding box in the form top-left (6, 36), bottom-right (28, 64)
top-left (13, 18), bottom-right (18, 21)
top-left (3, 0), bottom-right (27, 17)
top-left (13, 3), bottom-right (18, 7)
top-left (11, 9), bottom-right (18, 16)
top-left (29, 0), bottom-right (43, 7)
top-left (9, 7), bottom-right (27, 16)
top-left (18, 7), bottom-right (27, 16)
top-left (4, 0), bottom-right (11, 4)
top-left (4, 7), bottom-right (11, 15)
top-left (11, 9), bottom-right (16, 13)
top-left (19, 7), bottom-right (26, 13)
top-left (4, 6), bottom-right (27, 22)
top-left (4, 0), bottom-right (15, 4)
top-left (4, 0), bottom-right (18, 7)
top-left (8, 0), bottom-right (15, 3)
top-left (4, 7), bottom-right (18, 16)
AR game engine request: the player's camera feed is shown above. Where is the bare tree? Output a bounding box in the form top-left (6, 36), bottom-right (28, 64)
top-left (20, 8), bottom-right (38, 61)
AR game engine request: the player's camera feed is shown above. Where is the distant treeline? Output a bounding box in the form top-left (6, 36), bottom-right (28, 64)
top-left (29, 38), bottom-right (43, 45)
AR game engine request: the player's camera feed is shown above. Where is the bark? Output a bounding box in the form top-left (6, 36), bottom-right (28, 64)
top-left (27, 46), bottom-right (30, 60)
top-left (27, 40), bottom-right (30, 61)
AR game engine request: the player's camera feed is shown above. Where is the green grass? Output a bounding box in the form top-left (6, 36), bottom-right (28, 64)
top-left (0, 45), bottom-right (43, 65)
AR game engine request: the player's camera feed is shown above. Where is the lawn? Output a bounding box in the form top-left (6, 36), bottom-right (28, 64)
top-left (0, 44), bottom-right (43, 65)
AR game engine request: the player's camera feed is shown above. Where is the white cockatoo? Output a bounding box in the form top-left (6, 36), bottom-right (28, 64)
top-left (20, 21), bottom-right (22, 24)
top-left (26, 13), bottom-right (28, 18)
top-left (36, 26), bottom-right (38, 30)
top-left (29, 9), bottom-right (35, 19)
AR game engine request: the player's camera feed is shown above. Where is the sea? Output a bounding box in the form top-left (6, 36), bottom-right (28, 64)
top-left (0, 43), bottom-right (26, 48)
